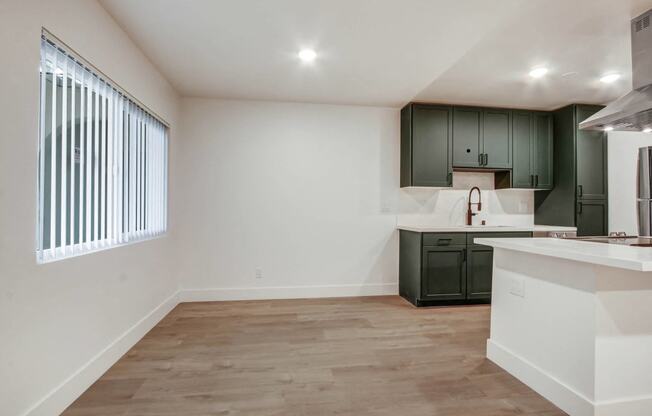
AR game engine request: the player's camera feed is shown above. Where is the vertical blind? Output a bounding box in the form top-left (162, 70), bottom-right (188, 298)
top-left (37, 35), bottom-right (168, 263)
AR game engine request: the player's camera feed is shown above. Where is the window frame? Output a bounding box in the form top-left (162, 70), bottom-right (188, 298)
top-left (36, 30), bottom-right (169, 264)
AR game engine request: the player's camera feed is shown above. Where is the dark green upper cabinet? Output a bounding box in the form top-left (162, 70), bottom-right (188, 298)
top-left (511, 111), bottom-right (553, 189)
top-left (400, 104), bottom-right (452, 187)
top-left (482, 109), bottom-right (512, 168)
top-left (401, 102), bottom-right (553, 189)
top-left (452, 107), bottom-right (483, 168)
top-left (533, 112), bottom-right (553, 189)
top-left (452, 107), bottom-right (512, 169)
top-left (512, 111), bottom-right (534, 188)
top-left (576, 106), bottom-right (608, 200)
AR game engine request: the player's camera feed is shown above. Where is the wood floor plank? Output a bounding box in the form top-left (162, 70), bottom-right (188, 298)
top-left (62, 296), bottom-right (567, 416)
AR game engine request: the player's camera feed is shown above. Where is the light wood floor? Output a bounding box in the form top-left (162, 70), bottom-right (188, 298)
top-left (63, 296), bottom-right (566, 416)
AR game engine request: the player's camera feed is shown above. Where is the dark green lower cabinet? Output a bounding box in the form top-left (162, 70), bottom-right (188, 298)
top-left (421, 246), bottom-right (466, 301)
top-left (466, 246), bottom-right (493, 300)
top-left (399, 231), bottom-right (532, 306)
top-left (576, 200), bottom-right (608, 237)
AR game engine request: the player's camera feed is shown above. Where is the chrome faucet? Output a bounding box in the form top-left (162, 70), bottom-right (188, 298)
top-left (466, 186), bottom-right (482, 226)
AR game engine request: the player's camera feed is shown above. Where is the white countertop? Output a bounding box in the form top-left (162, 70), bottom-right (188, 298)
top-left (475, 237), bottom-right (652, 272)
top-left (396, 224), bottom-right (577, 233)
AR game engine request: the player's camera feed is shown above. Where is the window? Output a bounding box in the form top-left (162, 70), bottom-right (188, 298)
top-left (37, 33), bottom-right (168, 263)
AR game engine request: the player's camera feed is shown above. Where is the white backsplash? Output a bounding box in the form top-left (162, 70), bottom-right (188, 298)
top-left (397, 172), bottom-right (534, 227)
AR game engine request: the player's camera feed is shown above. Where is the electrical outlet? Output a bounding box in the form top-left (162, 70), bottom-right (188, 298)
top-left (509, 277), bottom-right (525, 297)
top-left (255, 267), bottom-right (263, 279)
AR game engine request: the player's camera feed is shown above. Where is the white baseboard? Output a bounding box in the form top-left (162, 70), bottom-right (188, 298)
top-left (487, 339), bottom-right (595, 416)
top-left (179, 283), bottom-right (398, 302)
top-left (488, 339), bottom-right (652, 416)
top-left (595, 395), bottom-right (652, 416)
top-left (23, 291), bottom-right (179, 416)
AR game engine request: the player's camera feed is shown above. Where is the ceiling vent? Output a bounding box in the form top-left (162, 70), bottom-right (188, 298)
top-left (636, 14), bottom-right (650, 32)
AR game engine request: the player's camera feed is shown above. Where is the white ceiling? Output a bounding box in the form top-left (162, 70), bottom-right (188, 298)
top-left (100, 0), bottom-right (652, 109)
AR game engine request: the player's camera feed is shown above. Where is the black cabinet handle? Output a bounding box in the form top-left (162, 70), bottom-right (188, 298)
top-left (478, 153), bottom-right (483, 165)
top-left (535, 175), bottom-right (538, 187)
top-left (462, 248), bottom-right (467, 262)
top-left (447, 172), bottom-right (452, 185)
top-left (530, 174), bottom-right (534, 187)
top-left (437, 238), bottom-right (452, 246)
top-left (484, 153), bottom-right (488, 166)
top-left (578, 185), bottom-right (583, 198)
top-left (577, 202), bottom-right (583, 214)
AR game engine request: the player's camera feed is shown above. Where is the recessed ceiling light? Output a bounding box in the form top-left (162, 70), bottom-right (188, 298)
top-left (604, 126), bottom-right (614, 132)
top-left (600, 73), bottom-right (621, 84)
top-left (529, 67), bottom-right (548, 78)
top-left (298, 49), bottom-right (317, 63)
top-left (644, 128), bottom-right (652, 133)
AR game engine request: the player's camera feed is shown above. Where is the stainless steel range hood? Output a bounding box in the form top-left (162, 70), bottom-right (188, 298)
top-left (580, 9), bottom-right (652, 131)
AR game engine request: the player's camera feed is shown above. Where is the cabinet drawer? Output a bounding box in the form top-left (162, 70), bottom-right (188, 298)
top-left (467, 232), bottom-right (532, 246)
top-left (423, 233), bottom-right (466, 246)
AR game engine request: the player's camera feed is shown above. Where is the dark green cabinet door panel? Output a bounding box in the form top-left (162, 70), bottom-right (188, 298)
top-left (421, 246), bottom-right (466, 300)
top-left (453, 107), bottom-right (482, 167)
top-left (412, 105), bottom-right (452, 186)
top-left (482, 109), bottom-right (511, 168)
top-left (576, 200), bottom-right (608, 236)
top-left (467, 246), bottom-right (493, 300)
top-left (399, 230), bottom-right (422, 306)
top-left (512, 111), bottom-right (533, 188)
top-left (534, 112), bottom-right (553, 189)
top-left (576, 106), bottom-right (607, 199)
top-left (400, 106), bottom-right (413, 187)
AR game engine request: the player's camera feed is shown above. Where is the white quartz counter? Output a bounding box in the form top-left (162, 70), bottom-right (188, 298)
top-left (476, 237), bottom-right (652, 271)
top-left (397, 224), bottom-right (577, 233)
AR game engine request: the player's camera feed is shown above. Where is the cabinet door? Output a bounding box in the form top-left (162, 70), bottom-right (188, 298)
top-left (466, 232), bottom-right (531, 300)
top-left (421, 246), bottom-right (466, 301)
top-left (534, 112), bottom-right (553, 189)
top-left (512, 111), bottom-right (534, 188)
top-left (467, 246), bottom-right (493, 300)
top-left (576, 200), bottom-right (608, 236)
top-left (411, 105), bottom-right (452, 186)
top-left (453, 107), bottom-right (482, 168)
top-left (482, 109), bottom-right (511, 168)
top-left (576, 106), bottom-right (607, 199)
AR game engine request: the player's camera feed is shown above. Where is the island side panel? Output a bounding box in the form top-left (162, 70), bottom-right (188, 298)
top-left (487, 248), bottom-right (597, 416)
top-left (594, 267), bottom-right (652, 413)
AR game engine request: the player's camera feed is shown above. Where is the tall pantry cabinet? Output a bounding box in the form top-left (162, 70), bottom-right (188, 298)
top-left (534, 104), bottom-right (608, 236)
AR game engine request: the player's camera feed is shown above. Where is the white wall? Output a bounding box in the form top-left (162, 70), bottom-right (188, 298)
top-left (175, 98), bottom-right (400, 299)
top-left (0, 1), bottom-right (180, 415)
top-left (175, 98), bottom-right (534, 300)
top-left (608, 131), bottom-right (652, 235)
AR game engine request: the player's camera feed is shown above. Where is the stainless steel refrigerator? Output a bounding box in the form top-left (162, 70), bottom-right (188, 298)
top-left (638, 146), bottom-right (652, 236)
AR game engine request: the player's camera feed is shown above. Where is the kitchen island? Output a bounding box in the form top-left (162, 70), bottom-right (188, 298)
top-left (475, 237), bottom-right (652, 416)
